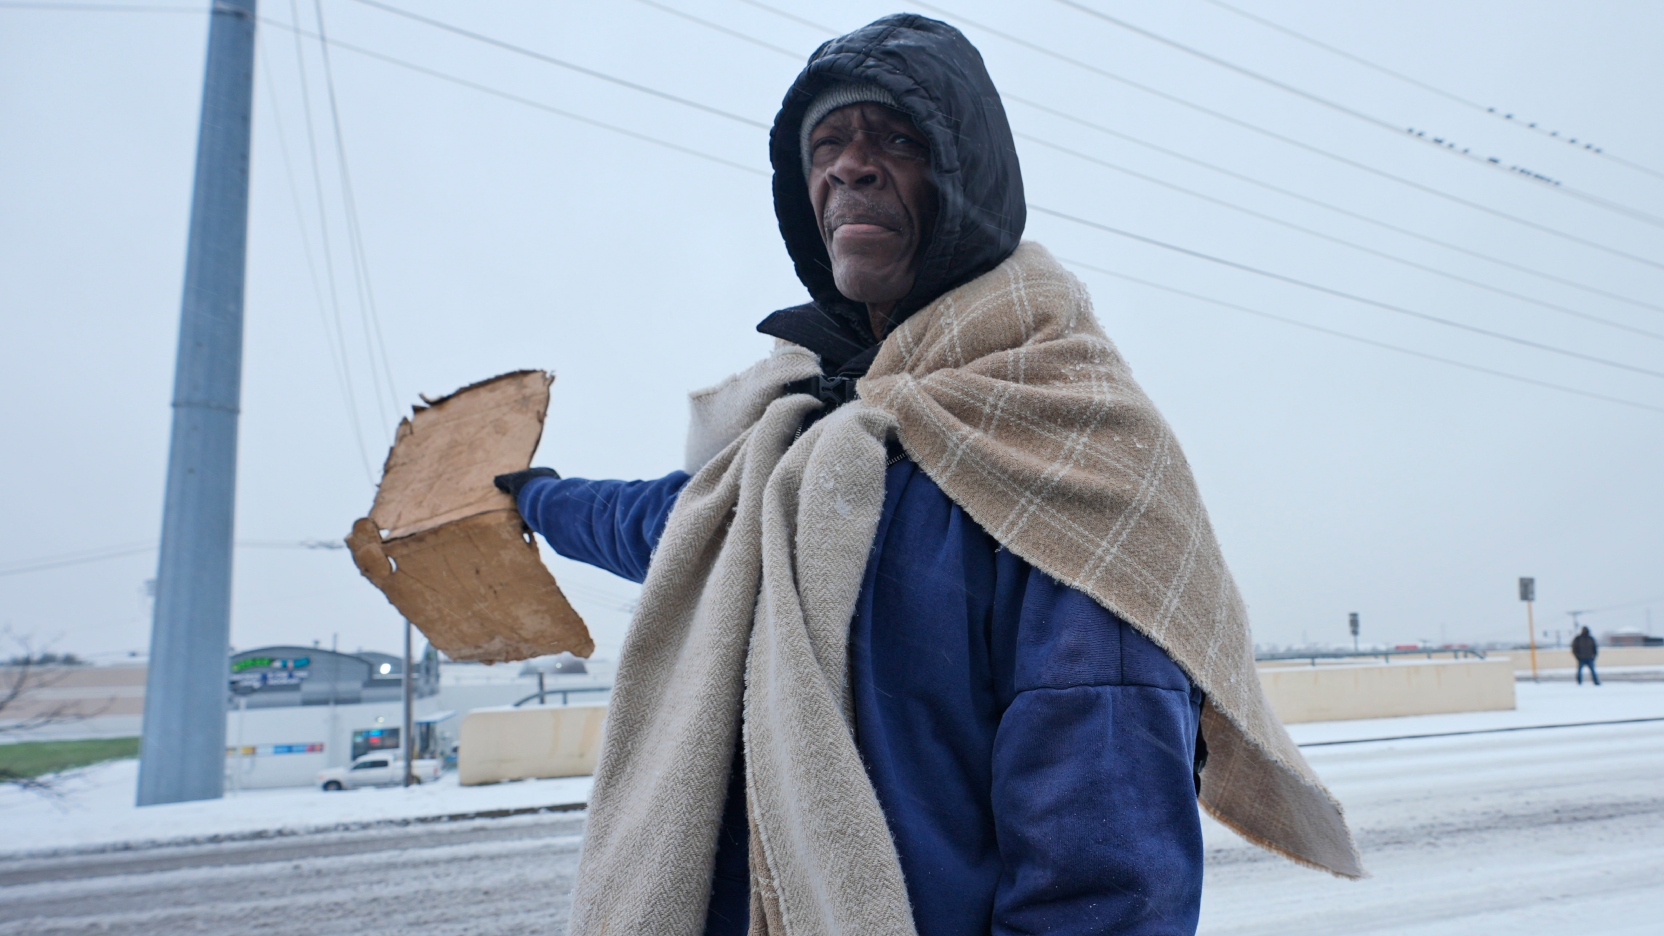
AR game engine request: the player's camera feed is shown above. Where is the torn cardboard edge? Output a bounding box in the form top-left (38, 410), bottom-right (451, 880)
top-left (347, 370), bottom-right (592, 664)
top-left (370, 370), bottom-right (554, 541)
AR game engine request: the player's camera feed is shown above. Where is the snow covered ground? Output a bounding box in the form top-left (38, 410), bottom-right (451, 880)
top-left (1199, 681), bottom-right (1664, 935)
top-left (1, 681), bottom-right (1659, 933)
top-left (1, 763), bottom-right (593, 857)
top-left (0, 813), bottom-right (588, 934)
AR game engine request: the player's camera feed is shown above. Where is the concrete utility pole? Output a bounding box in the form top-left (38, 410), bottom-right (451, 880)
top-left (137, 0), bottom-right (258, 807)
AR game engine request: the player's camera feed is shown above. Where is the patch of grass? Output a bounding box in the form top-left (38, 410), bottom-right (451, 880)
top-left (0, 737), bottom-right (140, 780)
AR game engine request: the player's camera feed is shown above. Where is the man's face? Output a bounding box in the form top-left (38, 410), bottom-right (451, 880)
top-left (807, 103), bottom-right (938, 326)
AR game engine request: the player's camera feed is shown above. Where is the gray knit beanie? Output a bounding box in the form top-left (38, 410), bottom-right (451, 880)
top-left (799, 81), bottom-right (903, 177)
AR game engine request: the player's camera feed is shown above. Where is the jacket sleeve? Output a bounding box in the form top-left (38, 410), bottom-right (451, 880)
top-left (514, 471), bottom-right (691, 584)
top-left (990, 578), bottom-right (1205, 936)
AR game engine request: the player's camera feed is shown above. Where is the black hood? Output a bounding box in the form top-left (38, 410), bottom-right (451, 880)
top-left (759, 14), bottom-right (1025, 372)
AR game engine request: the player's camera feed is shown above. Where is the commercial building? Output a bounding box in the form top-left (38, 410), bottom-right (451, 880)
top-left (224, 645), bottom-right (442, 790)
top-left (0, 642), bottom-right (621, 790)
top-left (221, 646), bottom-right (612, 789)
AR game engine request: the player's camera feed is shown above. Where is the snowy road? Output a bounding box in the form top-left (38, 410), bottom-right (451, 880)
top-left (1197, 717), bottom-right (1664, 935)
top-left (3, 686), bottom-right (1661, 933)
top-left (0, 813), bottom-right (587, 934)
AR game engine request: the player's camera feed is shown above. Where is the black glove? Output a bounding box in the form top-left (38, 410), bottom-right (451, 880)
top-left (494, 467), bottom-right (560, 501)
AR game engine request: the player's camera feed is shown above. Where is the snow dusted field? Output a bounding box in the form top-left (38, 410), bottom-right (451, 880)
top-left (0, 681), bottom-right (1659, 934)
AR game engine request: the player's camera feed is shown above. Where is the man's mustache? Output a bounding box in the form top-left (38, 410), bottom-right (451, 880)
top-left (823, 193), bottom-right (911, 234)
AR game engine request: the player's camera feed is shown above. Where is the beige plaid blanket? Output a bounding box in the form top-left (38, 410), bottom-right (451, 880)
top-left (568, 242), bottom-right (1361, 936)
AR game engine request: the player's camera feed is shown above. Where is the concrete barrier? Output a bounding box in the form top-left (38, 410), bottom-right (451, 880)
top-left (1258, 658), bottom-right (1516, 724)
top-left (457, 703), bottom-right (606, 786)
top-left (1506, 646), bottom-right (1664, 673)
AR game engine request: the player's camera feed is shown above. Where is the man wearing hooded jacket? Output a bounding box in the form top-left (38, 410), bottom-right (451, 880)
top-left (498, 16), bottom-right (1205, 936)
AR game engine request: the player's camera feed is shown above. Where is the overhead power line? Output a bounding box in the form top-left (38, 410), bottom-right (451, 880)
top-left (655, 0), bottom-right (1664, 336)
top-left (1199, 0), bottom-right (1664, 184)
top-left (1007, 95), bottom-right (1664, 318)
top-left (23, 0), bottom-right (1644, 415)
top-left (285, 0), bottom-right (382, 472)
top-left (313, 0), bottom-right (402, 439)
top-left (349, 0), bottom-right (769, 131)
top-left (17, 0), bottom-right (1664, 280)
top-left (640, 0), bottom-right (808, 64)
top-left (257, 25), bottom-right (379, 482)
top-left (284, 0), bottom-right (380, 476)
top-left (728, 0), bottom-right (1664, 313)
top-left (0, 540), bottom-right (344, 578)
top-left (0, 2), bottom-right (197, 11)
top-left (613, 0), bottom-right (1664, 403)
top-left (1569, 594), bottom-right (1664, 616)
top-left (1061, 257), bottom-right (1664, 416)
top-left (0, 543), bottom-right (156, 578)
top-left (1030, 204), bottom-right (1664, 381)
top-left (629, 0), bottom-right (801, 58)
top-left (1019, 131), bottom-right (1664, 343)
top-left (909, 1), bottom-right (1664, 274)
top-left (558, 579), bottom-right (643, 614)
top-left (692, 0), bottom-right (1664, 316)
top-left (256, 16), bottom-right (766, 175)
top-left (732, 0), bottom-right (833, 34)
top-left (1052, 0), bottom-right (1664, 228)
top-left (20, 1), bottom-right (1655, 417)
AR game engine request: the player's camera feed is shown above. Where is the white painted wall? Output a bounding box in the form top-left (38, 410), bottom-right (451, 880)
top-left (458, 704), bottom-right (607, 786)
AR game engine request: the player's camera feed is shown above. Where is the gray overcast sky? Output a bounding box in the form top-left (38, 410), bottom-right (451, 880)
top-left (2, 0), bottom-right (1660, 663)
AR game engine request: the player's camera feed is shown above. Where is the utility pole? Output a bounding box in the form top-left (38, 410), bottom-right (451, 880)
top-left (1567, 610), bottom-right (1585, 646)
top-left (137, 0), bottom-right (258, 807)
top-left (1519, 577), bottom-right (1539, 682)
top-left (403, 620), bottom-right (415, 787)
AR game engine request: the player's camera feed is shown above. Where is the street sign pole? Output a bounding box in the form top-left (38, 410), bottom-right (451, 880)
top-left (1520, 577), bottom-right (1539, 682)
top-left (137, 0), bottom-right (258, 807)
top-left (1348, 612), bottom-right (1360, 653)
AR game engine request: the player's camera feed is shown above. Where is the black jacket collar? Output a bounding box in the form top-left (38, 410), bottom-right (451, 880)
top-left (757, 302), bottom-right (881, 376)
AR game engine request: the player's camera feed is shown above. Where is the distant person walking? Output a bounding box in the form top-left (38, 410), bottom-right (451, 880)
top-left (1572, 626), bottom-right (1600, 686)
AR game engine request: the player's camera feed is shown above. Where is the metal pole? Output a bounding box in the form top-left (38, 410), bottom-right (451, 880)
top-left (326, 633), bottom-right (342, 767)
top-left (233, 694), bottom-right (246, 795)
top-left (403, 620), bottom-right (415, 787)
top-left (1526, 600), bottom-right (1539, 682)
top-left (137, 0), bottom-right (258, 807)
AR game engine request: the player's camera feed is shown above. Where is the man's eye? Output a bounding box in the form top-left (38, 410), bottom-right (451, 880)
top-left (891, 133), bottom-right (929, 152)
top-left (888, 134), bottom-right (927, 156)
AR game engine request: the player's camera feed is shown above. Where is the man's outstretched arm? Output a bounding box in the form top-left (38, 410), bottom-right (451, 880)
top-left (498, 469), bottom-right (691, 584)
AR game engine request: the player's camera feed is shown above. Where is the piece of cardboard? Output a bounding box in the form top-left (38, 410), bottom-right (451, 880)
top-left (346, 370), bottom-right (592, 663)
top-left (369, 370), bottom-right (555, 540)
